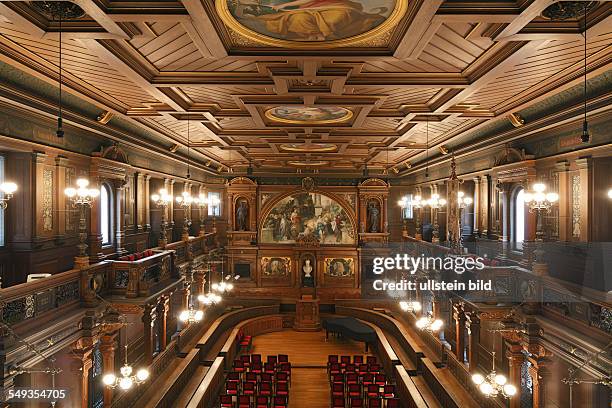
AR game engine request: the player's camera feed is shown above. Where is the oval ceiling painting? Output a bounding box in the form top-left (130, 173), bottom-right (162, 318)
top-left (261, 192), bottom-right (355, 245)
top-left (265, 106), bottom-right (352, 125)
top-left (218, 0), bottom-right (404, 48)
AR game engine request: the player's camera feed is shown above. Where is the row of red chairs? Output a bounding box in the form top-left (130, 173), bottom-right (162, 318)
top-left (220, 394), bottom-right (288, 408)
top-left (332, 396), bottom-right (401, 408)
top-left (328, 362), bottom-right (382, 377)
top-left (328, 355), bottom-right (377, 367)
top-left (238, 354), bottom-right (289, 366)
top-left (228, 371), bottom-right (290, 386)
top-left (331, 383), bottom-right (395, 400)
top-left (226, 380), bottom-right (289, 397)
top-left (331, 372), bottom-right (387, 388)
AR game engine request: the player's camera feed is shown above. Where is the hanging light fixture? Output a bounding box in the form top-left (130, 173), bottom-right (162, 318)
top-left (198, 262), bottom-right (223, 305)
top-left (523, 183), bottom-right (559, 213)
top-left (179, 306), bottom-right (204, 324)
top-left (457, 191), bottom-right (473, 208)
top-left (581, 2), bottom-right (590, 143)
top-left (472, 351), bottom-right (517, 398)
top-left (415, 312), bottom-right (443, 332)
top-left (102, 345), bottom-right (149, 390)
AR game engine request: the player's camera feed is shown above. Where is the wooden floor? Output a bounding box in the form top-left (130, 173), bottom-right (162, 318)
top-left (251, 330), bottom-right (373, 408)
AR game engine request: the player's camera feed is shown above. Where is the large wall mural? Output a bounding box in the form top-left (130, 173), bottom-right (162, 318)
top-left (218, 0), bottom-right (405, 48)
top-left (260, 192), bottom-right (355, 245)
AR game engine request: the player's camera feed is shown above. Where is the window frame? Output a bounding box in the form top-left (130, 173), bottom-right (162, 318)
top-left (100, 183), bottom-right (113, 247)
top-left (512, 186), bottom-right (525, 251)
top-left (207, 191), bottom-right (221, 217)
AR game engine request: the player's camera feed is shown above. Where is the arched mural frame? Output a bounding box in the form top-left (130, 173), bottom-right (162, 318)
top-left (258, 188), bottom-right (358, 246)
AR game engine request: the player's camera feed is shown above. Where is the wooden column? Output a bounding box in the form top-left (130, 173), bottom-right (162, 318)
top-left (465, 312), bottom-right (480, 372)
top-left (166, 179), bottom-right (175, 241)
top-left (453, 303), bottom-right (466, 362)
top-left (55, 156), bottom-right (69, 239)
top-left (507, 346), bottom-right (524, 408)
top-left (481, 175), bottom-right (490, 236)
top-left (156, 296), bottom-right (170, 352)
top-left (472, 176), bottom-right (480, 235)
top-left (144, 175), bottom-right (151, 231)
top-left (135, 172), bottom-right (145, 231)
top-left (142, 304), bottom-right (156, 365)
top-left (530, 358), bottom-right (552, 408)
top-left (71, 348), bottom-right (93, 408)
top-left (100, 334), bottom-right (117, 408)
top-left (554, 161), bottom-right (570, 241)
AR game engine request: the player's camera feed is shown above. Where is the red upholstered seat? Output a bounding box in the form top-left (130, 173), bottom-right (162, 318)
top-left (276, 371), bottom-right (289, 386)
top-left (345, 372), bottom-right (358, 385)
top-left (259, 381), bottom-right (273, 396)
top-left (250, 362), bottom-right (263, 374)
top-left (220, 394), bottom-right (233, 408)
top-left (267, 355), bottom-right (278, 365)
top-left (238, 395), bottom-right (251, 408)
top-left (276, 381), bottom-right (289, 397)
top-left (366, 356), bottom-right (377, 365)
top-left (366, 384), bottom-right (379, 399)
top-left (331, 382), bottom-right (344, 398)
top-left (374, 374), bottom-right (386, 386)
top-left (383, 384), bottom-right (395, 398)
top-left (340, 355), bottom-right (351, 368)
top-left (358, 364), bottom-right (369, 375)
top-left (369, 364), bottom-right (381, 374)
top-left (226, 381), bottom-right (239, 395)
top-left (368, 397), bottom-right (382, 408)
top-left (227, 371), bottom-right (240, 383)
top-left (361, 373), bottom-right (374, 386)
top-left (260, 372), bottom-right (273, 383)
top-left (245, 372), bottom-right (258, 383)
top-left (255, 396), bottom-right (269, 408)
top-left (251, 354), bottom-right (262, 364)
top-left (243, 381), bottom-right (256, 396)
top-left (348, 383), bottom-right (362, 399)
top-left (329, 363), bottom-right (341, 376)
top-left (272, 396), bottom-right (287, 408)
top-left (233, 359), bottom-right (246, 373)
top-left (350, 397), bottom-right (364, 407)
top-left (332, 396), bottom-right (345, 407)
top-left (278, 354), bottom-right (289, 363)
top-left (263, 362), bottom-right (276, 374)
top-left (386, 398), bottom-right (400, 408)
top-left (354, 355), bottom-right (364, 365)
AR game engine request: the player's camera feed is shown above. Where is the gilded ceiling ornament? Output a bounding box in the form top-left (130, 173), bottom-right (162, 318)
top-left (541, 1), bottom-right (598, 20)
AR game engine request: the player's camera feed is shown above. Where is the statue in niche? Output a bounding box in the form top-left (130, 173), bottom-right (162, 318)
top-left (302, 258), bottom-right (314, 287)
top-left (236, 201), bottom-right (248, 231)
top-left (367, 201), bottom-right (380, 233)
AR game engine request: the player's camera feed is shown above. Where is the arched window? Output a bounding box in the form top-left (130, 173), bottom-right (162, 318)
top-left (514, 188), bottom-right (525, 248)
top-left (100, 184), bottom-right (112, 246)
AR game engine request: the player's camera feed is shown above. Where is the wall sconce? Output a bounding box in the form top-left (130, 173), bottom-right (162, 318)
top-left (0, 182), bottom-right (18, 209)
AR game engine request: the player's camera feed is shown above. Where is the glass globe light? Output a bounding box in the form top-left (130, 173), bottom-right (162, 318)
top-left (503, 384), bottom-right (517, 396)
top-left (179, 310), bottom-right (190, 322)
top-left (119, 377), bottom-right (133, 390)
top-left (414, 195), bottom-right (421, 201)
top-left (90, 189), bottom-right (100, 198)
top-left (458, 191), bottom-right (464, 198)
top-left (439, 198), bottom-right (447, 206)
top-left (523, 192), bottom-right (533, 202)
top-left (0, 182), bottom-right (17, 194)
top-left (102, 373), bottom-right (116, 386)
top-left (76, 178), bottom-right (89, 188)
top-left (534, 192), bottom-right (545, 202)
top-left (194, 310), bottom-right (204, 321)
top-left (533, 183), bottom-right (545, 193)
top-left (120, 365), bottom-right (132, 377)
top-left (472, 373), bottom-right (485, 385)
top-left (136, 369), bottom-right (149, 382)
top-left (480, 382), bottom-right (493, 395)
top-left (464, 197), bottom-right (473, 205)
top-left (197, 294), bottom-right (205, 302)
top-left (64, 187), bottom-right (77, 197)
top-left (399, 301), bottom-right (409, 311)
top-left (546, 192), bottom-right (559, 202)
top-left (495, 374), bottom-right (507, 386)
top-left (415, 317), bottom-right (428, 329)
top-left (176, 196), bottom-right (183, 203)
top-left (151, 194), bottom-right (160, 202)
top-left (608, 189), bottom-right (612, 199)
top-left (430, 319), bottom-right (443, 331)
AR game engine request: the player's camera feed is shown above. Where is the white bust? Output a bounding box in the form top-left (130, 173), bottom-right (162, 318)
top-left (303, 259), bottom-right (313, 278)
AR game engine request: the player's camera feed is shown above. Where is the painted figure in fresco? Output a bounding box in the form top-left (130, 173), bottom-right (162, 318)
top-left (236, 201), bottom-right (248, 231)
top-left (367, 201), bottom-right (379, 233)
top-left (232, 0), bottom-right (392, 42)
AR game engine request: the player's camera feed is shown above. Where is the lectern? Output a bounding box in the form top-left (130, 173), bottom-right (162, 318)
top-left (294, 295), bottom-right (321, 332)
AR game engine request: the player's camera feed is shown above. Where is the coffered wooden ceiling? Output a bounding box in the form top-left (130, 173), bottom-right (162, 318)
top-left (0, 0), bottom-right (610, 176)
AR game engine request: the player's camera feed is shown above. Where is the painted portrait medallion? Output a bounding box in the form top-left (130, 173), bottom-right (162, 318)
top-left (265, 106), bottom-right (352, 124)
top-left (218, 0), bottom-right (406, 48)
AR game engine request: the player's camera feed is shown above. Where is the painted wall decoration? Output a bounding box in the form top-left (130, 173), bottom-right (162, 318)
top-left (324, 258), bottom-right (354, 277)
top-left (42, 169), bottom-right (54, 232)
top-left (260, 192), bottom-right (355, 245)
top-left (265, 106), bottom-right (352, 125)
top-left (261, 257), bottom-right (291, 276)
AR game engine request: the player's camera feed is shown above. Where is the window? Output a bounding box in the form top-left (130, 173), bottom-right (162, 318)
top-left (100, 184), bottom-right (112, 246)
top-left (514, 188), bottom-right (525, 249)
top-left (207, 191), bottom-right (221, 216)
top-left (0, 156), bottom-right (5, 247)
top-left (403, 194), bottom-right (414, 219)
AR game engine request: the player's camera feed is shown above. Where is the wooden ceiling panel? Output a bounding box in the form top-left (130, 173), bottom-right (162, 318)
top-left (0, 0), bottom-right (609, 175)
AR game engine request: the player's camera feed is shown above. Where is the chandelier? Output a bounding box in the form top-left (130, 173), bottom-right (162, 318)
top-left (175, 190), bottom-right (194, 207)
top-left (399, 300), bottom-right (421, 313)
top-left (472, 351), bottom-right (517, 398)
top-left (65, 178), bottom-right (99, 205)
top-left (151, 189), bottom-right (172, 207)
top-left (179, 306), bottom-right (204, 324)
top-left (608, 189), bottom-right (612, 199)
top-left (0, 182), bottom-right (17, 209)
top-left (457, 191), bottom-right (473, 208)
top-left (425, 193), bottom-right (447, 209)
top-left (103, 345), bottom-right (149, 390)
top-left (523, 183), bottom-right (559, 213)
top-left (415, 313), bottom-right (443, 332)
top-left (198, 292), bottom-right (223, 305)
